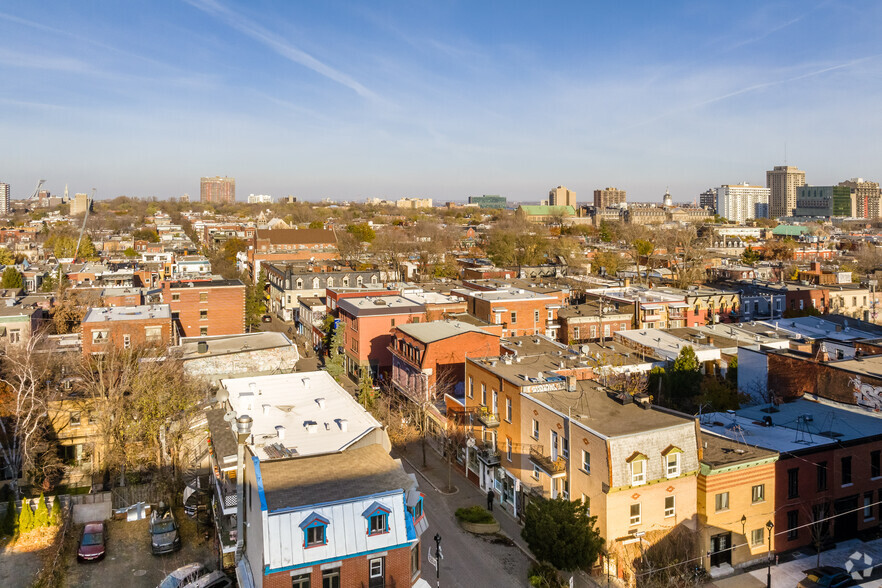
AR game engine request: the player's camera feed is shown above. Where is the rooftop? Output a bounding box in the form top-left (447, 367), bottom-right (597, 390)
top-left (337, 295), bottom-right (424, 316)
top-left (557, 301), bottom-right (634, 319)
top-left (699, 410), bottom-right (838, 453)
top-left (255, 228), bottom-right (337, 244)
top-left (220, 371), bottom-right (381, 461)
top-left (82, 304), bottom-right (171, 323)
top-left (165, 278), bottom-right (244, 289)
top-left (758, 317), bottom-right (879, 342)
top-left (455, 288), bottom-right (558, 302)
top-left (177, 332), bottom-right (294, 360)
top-left (395, 320), bottom-right (495, 344)
top-left (700, 431), bottom-right (778, 470)
top-left (528, 380), bottom-right (694, 437)
top-left (616, 328), bottom-right (721, 362)
top-left (258, 444), bottom-right (414, 512)
top-left (737, 397), bottom-right (882, 443)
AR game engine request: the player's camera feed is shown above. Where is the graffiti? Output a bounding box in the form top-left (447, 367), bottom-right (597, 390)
top-left (849, 376), bottom-right (882, 411)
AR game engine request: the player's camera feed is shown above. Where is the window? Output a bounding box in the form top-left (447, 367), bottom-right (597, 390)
top-left (583, 495), bottom-right (590, 516)
top-left (842, 456), bottom-right (853, 485)
top-left (865, 492), bottom-right (874, 521)
top-left (666, 453), bottom-right (680, 478)
top-left (8, 330), bottom-right (20, 343)
top-left (467, 377), bottom-right (473, 399)
top-left (410, 543), bottom-right (420, 577)
top-left (873, 451), bottom-right (881, 479)
top-left (305, 524), bottom-right (325, 547)
top-left (506, 437), bottom-right (512, 462)
top-left (561, 437), bottom-right (569, 459)
top-left (70, 412), bottom-right (81, 428)
top-left (123, 334), bottom-right (131, 349)
top-left (534, 310), bottom-right (540, 322)
top-left (321, 569), bottom-right (340, 588)
top-left (787, 510), bottom-right (799, 540)
top-left (531, 419), bottom-right (539, 440)
top-left (92, 330), bottom-right (108, 344)
top-left (199, 292), bottom-right (208, 302)
top-left (631, 459), bottom-right (645, 486)
top-left (390, 319), bottom-right (395, 327)
top-left (817, 462), bottom-right (828, 491)
top-left (369, 513), bottom-right (388, 535)
top-left (630, 503), bottom-right (641, 526)
top-left (145, 326), bottom-right (162, 342)
top-left (573, 327), bottom-right (580, 340)
top-left (751, 528), bottom-right (764, 547)
top-left (200, 327), bottom-right (208, 336)
top-left (752, 484), bottom-right (765, 504)
top-left (481, 384), bottom-right (486, 405)
top-left (510, 311), bottom-right (517, 324)
top-left (604, 324), bottom-right (610, 337)
top-left (505, 397), bottom-right (512, 422)
top-left (532, 465), bottom-right (540, 480)
top-left (548, 310), bottom-right (554, 320)
top-left (292, 574), bottom-right (310, 588)
top-left (664, 496), bottom-right (675, 518)
top-left (582, 450), bottom-right (591, 474)
top-left (715, 492), bottom-right (729, 512)
top-left (369, 558), bottom-right (383, 580)
top-left (200, 309), bottom-right (208, 320)
top-left (171, 293), bottom-right (180, 302)
top-left (788, 468), bottom-right (799, 498)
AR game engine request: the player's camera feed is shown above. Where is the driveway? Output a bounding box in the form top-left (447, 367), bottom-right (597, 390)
top-left (65, 509), bottom-right (219, 588)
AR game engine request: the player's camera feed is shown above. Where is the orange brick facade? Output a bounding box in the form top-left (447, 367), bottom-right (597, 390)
top-left (261, 542), bottom-right (419, 588)
top-left (81, 316), bottom-right (174, 355)
top-left (162, 280), bottom-right (246, 338)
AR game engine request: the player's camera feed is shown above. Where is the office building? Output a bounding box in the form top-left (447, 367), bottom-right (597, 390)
top-left (699, 189), bottom-right (716, 212)
top-left (715, 183), bottom-right (770, 224)
top-left (200, 176), bottom-right (236, 204)
top-left (0, 183), bottom-right (9, 215)
top-left (548, 186), bottom-right (577, 208)
top-left (247, 193), bottom-right (273, 204)
top-left (766, 165), bottom-right (806, 218)
top-left (794, 185), bottom-right (852, 218)
top-left (468, 194), bottom-right (507, 209)
top-left (593, 187), bottom-right (626, 208)
top-left (839, 178), bottom-right (880, 219)
top-left (70, 192), bottom-right (92, 216)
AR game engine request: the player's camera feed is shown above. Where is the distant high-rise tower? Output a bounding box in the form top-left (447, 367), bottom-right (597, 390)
top-left (838, 178), bottom-right (880, 219)
top-left (715, 183), bottom-right (770, 224)
top-left (0, 183), bottom-right (9, 215)
top-left (548, 186), bottom-right (576, 208)
top-left (200, 176), bottom-right (236, 204)
top-left (766, 165), bottom-right (806, 218)
top-left (699, 189), bottom-right (716, 212)
top-left (593, 187), bottom-right (626, 208)
top-left (70, 192), bottom-right (92, 216)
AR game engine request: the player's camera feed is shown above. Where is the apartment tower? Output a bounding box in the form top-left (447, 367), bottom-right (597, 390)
top-left (839, 178), bottom-right (880, 219)
top-left (593, 187), bottom-right (626, 208)
top-left (766, 165), bottom-right (806, 218)
top-left (548, 186), bottom-right (577, 208)
top-left (699, 189), bottom-right (716, 212)
top-left (715, 183), bottom-right (770, 224)
top-left (200, 176), bottom-right (236, 204)
top-left (0, 183), bottom-right (9, 215)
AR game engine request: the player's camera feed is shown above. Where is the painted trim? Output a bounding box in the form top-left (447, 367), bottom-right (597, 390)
top-left (253, 456), bottom-right (267, 512)
top-left (264, 541), bottom-right (416, 576)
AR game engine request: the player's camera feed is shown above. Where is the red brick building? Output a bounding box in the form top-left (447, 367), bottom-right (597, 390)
top-left (161, 278), bottom-right (246, 338)
top-left (248, 228), bottom-right (339, 278)
top-left (457, 288), bottom-right (562, 339)
top-left (81, 304), bottom-right (174, 355)
top-left (556, 301), bottom-right (635, 344)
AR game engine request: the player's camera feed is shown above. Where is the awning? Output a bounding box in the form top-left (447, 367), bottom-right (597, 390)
top-left (641, 304), bottom-right (663, 310)
top-left (669, 303), bottom-right (690, 308)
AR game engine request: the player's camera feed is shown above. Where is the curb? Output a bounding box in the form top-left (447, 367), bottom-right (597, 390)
top-left (398, 454), bottom-right (459, 494)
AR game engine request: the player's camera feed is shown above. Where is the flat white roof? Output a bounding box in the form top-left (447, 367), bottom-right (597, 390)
top-left (617, 328), bottom-right (721, 362)
top-left (83, 304), bottom-right (171, 323)
top-left (460, 288), bottom-right (556, 302)
top-left (700, 412), bottom-right (837, 453)
top-left (221, 371), bottom-right (381, 461)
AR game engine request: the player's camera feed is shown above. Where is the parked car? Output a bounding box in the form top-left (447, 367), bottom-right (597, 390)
top-left (261, 314), bottom-right (272, 323)
top-left (157, 563), bottom-right (207, 588)
top-left (77, 521), bottom-right (106, 562)
top-left (797, 566), bottom-right (856, 588)
top-left (184, 570), bottom-right (234, 588)
top-left (149, 506), bottom-right (182, 555)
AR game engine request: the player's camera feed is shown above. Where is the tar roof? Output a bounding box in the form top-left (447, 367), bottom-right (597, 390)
top-left (166, 279), bottom-right (244, 289)
top-left (258, 444), bottom-right (413, 512)
top-left (557, 301), bottom-right (634, 319)
top-left (177, 332), bottom-right (294, 359)
top-left (395, 320), bottom-right (495, 344)
top-left (699, 412), bottom-right (838, 453)
top-left (221, 371), bottom-right (381, 461)
top-left (758, 317), bottom-right (879, 342)
top-left (700, 432), bottom-right (778, 470)
top-left (737, 398), bottom-right (882, 443)
top-left (528, 380), bottom-right (694, 437)
top-left (469, 354), bottom-right (572, 387)
top-left (83, 304), bottom-right (171, 323)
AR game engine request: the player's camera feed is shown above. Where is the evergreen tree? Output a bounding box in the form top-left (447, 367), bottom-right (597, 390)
top-left (33, 493), bottom-right (49, 528)
top-left (357, 369), bottom-right (376, 410)
top-left (522, 497), bottom-right (604, 572)
top-left (2, 497), bottom-right (16, 536)
top-left (49, 497), bottom-right (61, 526)
top-left (325, 322), bottom-right (345, 381)
top-left (0, 267), bottom-right (23, 289)
top-left (668, 346), bottom-right (702, 409)
top-left (18, 500), bottom-right (33, 535)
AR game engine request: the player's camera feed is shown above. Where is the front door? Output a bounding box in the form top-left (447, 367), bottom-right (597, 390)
top-left (834, 496), bottom-right (859, 541)
top-left (369, 557), bottom-right (385, 588)
top-left (710, 532), bottom-right (732, 567)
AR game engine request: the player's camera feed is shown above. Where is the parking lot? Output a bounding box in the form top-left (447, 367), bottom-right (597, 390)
top-left (66, 509), bottom-right (220, 588)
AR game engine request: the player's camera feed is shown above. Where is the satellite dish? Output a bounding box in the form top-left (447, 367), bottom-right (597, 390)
top-left (222, 410), bottom-right (237, 422)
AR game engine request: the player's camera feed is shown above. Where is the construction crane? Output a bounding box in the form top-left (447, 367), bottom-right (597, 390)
top-left (27, 179), bottom-right (46, 202)
top-left (73, 188), bottom-right (94, 262)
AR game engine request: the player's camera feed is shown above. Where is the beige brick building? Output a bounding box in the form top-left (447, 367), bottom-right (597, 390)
top-left (767, 165), bottom-right (806, 218)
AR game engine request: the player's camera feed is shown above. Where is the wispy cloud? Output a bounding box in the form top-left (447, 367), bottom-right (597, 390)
top-left (0, 48), bottom-right (94, 74)
top-left (183, 0), bottom-right (379, 101)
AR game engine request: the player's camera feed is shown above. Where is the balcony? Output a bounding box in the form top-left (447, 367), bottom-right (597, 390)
top-left (476, 443), bottom-right (501, 467)
top-left (475, 406), bottom-right (500, 428)
top-left (529, 445), bottom-right (567, 478)
top-left (212, 471), bottom-right (237, 515)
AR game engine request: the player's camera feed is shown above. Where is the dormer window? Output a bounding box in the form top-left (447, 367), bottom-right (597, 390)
top-left (362, 501), bottom-right (391, 536)
top-left (662, 446), bottom-right (683, 478)
top-left (627, 452), bottom-right (647, 486)
top-left (299, 512), bottom-right (329, 548)
top-left (407, 491), bottom-right (425, 522)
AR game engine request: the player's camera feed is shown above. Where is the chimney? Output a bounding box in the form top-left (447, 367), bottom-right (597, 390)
top-left (275, 425), bottom-right (285, 440)
top-left (316, 398), bottom-right (326, 410)
top-left (567, 375), bottom-right (577, 391)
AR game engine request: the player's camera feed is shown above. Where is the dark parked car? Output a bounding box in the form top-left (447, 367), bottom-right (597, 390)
top-left (150, 507), bottom-right (182, 555)
top-left (77, 521), bottom-right (106, 562)
top-left (261, 314), bottom-right (272, 323)
top-left (798, 567), bottom-right (856, 588)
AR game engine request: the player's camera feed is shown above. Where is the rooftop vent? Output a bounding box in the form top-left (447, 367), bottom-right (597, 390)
top-left (338, 419), bottom-right (349, 432)
top-left (197, 341), bottom-right (208, 354)
top-left (275, 425), bottom-right (285, 440)
top-left (305, 422), bottom-right (318, 434)
top-left (316, 397), bottom-right (326, 410)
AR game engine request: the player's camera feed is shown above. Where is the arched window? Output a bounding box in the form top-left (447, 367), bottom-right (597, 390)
top-left (342, 276), bottom-right (350, 287)
top-left (327, 277), bottom-right (334, 288)
top-left (312, 278), bottom-right (320, 289)
top-left (296, 279), bottom-right (303, 289)
top-left (371, 275), bottom-right (378, 284)
top-left (356, 276), bottom-right (364, 286)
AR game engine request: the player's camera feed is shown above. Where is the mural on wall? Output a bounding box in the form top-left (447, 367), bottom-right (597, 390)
top-left (849, 376), bottom-right (882, 411)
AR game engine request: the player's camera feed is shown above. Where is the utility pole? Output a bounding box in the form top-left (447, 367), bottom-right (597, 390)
top-left (434, 533), bottom-right (442, 587)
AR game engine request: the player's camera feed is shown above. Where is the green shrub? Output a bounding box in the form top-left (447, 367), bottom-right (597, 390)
top-left (49, 498), bottom-right (61, 526)
top-left (454, 505), bottom-right (495, 524)
top-left (2, 497), bottom-right (15, 536)
top-left (528, 562), bottom-right (564, 588)
top-left (18, 500), bottom-right (33, 534)
top-left (33, 493), bottom-right (49, 528)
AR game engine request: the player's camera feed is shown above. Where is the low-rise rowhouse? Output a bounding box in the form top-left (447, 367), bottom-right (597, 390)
top-left (455, 287), bottom-right (563, 339)
top-left (263, 264), bottom-right (383, 321)
top-left (162, 278), bottom-right (246, 338)
top-left (80, 304), bottom-right (174, 355)
top-left (0, 302), bottom-right (45, 346)
top-left (206, 372), bottom-right (427, 587)
top-left (173, 332), bottom-right (299, 382)
top-left (557, 300), bottom-right (635, 344)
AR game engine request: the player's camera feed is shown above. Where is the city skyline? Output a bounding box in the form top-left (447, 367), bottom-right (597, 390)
top-left (2, 1), bottom-right (882, 202)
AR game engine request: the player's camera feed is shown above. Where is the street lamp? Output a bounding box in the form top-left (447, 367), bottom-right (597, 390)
top-left (434, 533), bottom-right (442, 588)
top-left (766, 520), bottom-right (774, 588)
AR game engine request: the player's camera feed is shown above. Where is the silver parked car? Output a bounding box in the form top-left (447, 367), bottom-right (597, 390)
top-left (149, 506), bottom-right (181, 555)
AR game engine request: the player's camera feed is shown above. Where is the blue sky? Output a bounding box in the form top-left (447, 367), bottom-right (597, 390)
top-left (1, 0), bottom-right (881, 203)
